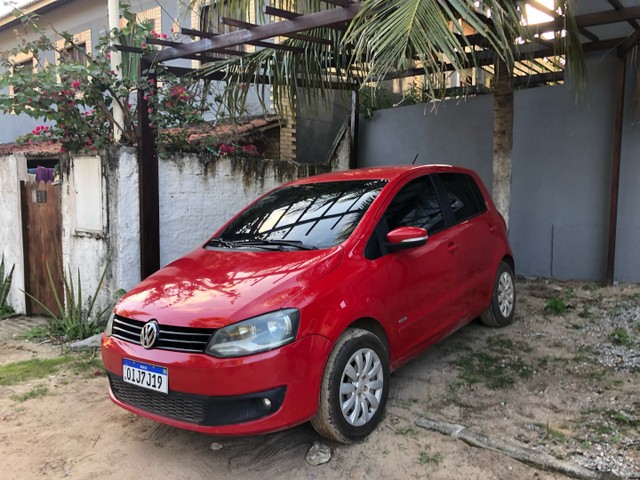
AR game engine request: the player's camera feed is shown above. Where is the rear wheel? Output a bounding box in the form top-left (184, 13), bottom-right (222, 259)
top-left (311, 328), bottom-right (390, 443)
top-left (480, 261), bottom-right (516, 327)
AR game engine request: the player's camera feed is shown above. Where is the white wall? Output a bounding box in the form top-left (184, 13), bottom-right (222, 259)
top-left (61, 149), bottom-right (140, 320)
top-left (3, 146), bottom-right (338, 317)
top-left (0, 153), bottom-right (29, 312)
top-left (158, 155), bottom-right (329, 266)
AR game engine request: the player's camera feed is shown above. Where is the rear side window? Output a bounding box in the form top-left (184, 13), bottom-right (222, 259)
top-left (384, 175), bottom-right (445, 234)
top-left (438, 173), bottom-right (487, 224)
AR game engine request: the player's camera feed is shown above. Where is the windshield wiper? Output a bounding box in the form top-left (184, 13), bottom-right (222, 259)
top-left (234, 239), bottom-right (318, 250)
top-left (205, 237), bottom-right (239, 248)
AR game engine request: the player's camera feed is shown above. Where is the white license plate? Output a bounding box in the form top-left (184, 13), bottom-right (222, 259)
top-left (122, 358), bottom-right (168, 394)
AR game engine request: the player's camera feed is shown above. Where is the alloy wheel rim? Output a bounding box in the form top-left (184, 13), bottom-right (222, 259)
top-left (339, 347), bottom-right (384, 427)
top-left (497, 271), bottom-right (514, 317)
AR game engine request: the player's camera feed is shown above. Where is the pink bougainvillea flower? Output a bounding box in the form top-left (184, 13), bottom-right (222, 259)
top-left (71, 80), bottom-right (81, 89)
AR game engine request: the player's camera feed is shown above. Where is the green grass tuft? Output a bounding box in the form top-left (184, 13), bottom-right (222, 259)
top-left (10, 385), bottom-right (49, 402)
top-left (545, 297), bottom-right (567, 315)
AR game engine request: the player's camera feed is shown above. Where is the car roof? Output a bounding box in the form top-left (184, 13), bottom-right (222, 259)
top-left (287, 164), bottom-right (468, 185)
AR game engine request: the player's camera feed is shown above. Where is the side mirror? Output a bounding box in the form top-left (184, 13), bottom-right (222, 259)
top-left (385, 226), bottom-right (428, 252)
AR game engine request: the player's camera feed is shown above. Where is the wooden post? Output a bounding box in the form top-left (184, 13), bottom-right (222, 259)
top-left (605, 53), bottom-right (627, 285)
top-left (349, 89), bottom-right (359, 169)
top-left (138, 58), bottom-right (160, 279)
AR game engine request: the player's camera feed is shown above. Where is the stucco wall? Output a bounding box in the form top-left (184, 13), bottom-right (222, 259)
top-left (0, 154), bottom-right (29, 312)
top-left (358, 51), bottom-right (638, 282)
top-left (60, 148), bottom-right (140, 319)
top-left (158, 155), bottom-right (329, 267)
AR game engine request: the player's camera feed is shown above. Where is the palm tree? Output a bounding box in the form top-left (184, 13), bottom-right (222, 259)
top-left (189, 0), bottom-right (584, 226)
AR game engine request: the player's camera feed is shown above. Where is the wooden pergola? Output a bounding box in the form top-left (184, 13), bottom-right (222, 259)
top-left (125, 0), bottom-right (640, 282)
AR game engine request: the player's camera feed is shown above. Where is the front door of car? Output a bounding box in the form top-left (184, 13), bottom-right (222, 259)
top-left (375, 175), bottom-right (462, 363)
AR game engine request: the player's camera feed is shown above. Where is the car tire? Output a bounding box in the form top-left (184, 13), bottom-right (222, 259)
top-left (480, 261), bottom-right (516, 327)
top-left (311, 328), bottom-right (390, 443)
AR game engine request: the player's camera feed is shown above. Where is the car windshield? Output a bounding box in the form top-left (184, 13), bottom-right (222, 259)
top-left (215, 180), bottom-right (387, 249)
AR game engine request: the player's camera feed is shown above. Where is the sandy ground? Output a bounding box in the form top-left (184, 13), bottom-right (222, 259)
top-left (0, 278), bottom-right (638, 480)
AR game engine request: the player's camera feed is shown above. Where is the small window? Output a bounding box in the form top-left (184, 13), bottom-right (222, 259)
top-left (385, 176), bottom-right (445, 234)
top-left (11, 59), bottom-right (34, 97)
top-left (439, 173), bottom-right (487, 224)
top-left (60, 43), bottom-right (87, 66)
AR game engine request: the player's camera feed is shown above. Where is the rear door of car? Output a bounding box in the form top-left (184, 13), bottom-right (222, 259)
top-left (434, 172), bottom-right (497, 321)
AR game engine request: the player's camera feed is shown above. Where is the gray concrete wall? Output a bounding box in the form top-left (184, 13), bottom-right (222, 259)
top-left (297, 90), bottom-right (352, 164)
top-left (614, 55), bottom-right (640, 283)
top-left (358, 52), bottom-right (638, 282)
top-left (358, 96), bottom-right (494, 192)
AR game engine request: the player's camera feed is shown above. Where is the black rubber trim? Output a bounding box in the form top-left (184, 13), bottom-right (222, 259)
top-left (107, 372), bottom-right (286, 426)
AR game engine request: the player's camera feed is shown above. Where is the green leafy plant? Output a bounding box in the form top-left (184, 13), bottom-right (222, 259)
top-left (0, 254), bottom-right (15, 318)
top-left (544, 297), bottom-right (567, 315)
top-left (26, 262), bottom-right (110, 341)
top-left (578, 304), bottom-right (592, 319)
top-left (608, 327), bottom-right (634, 347)
top-left (0, 6), bottom-right (222, 154)
top-left (416, 445), bottom-right (443, 466)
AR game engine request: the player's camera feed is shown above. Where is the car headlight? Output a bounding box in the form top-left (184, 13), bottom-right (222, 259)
top-left (205, 309), bottom-right (300, 358)
top-left (105, 311), bottom-right (115, 336)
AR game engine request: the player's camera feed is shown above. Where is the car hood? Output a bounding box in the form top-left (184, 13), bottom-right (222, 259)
top-left (115, 246), bottom-right (344, 328)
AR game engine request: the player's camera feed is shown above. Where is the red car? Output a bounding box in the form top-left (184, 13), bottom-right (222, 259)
top-left (101, 165), bottom-right (515, 443)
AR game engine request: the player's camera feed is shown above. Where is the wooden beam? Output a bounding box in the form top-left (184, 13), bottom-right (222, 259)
top-left (165, 66), bottom-right (226, 79)
top-left (579, 28), bottom-right (600, 43)
top-left (221, 18), bottom-right (305, 52)
top-left (264, 6), bottom-right (300, 20)
top-left (151, 3), bottom-right (361, 62)
top-left (530, 6), bottom-right (640, 33)
top-left (606, 53), bottom-right (627, 285)
top-left (321, 0), bottom-right (353, 6)
top-left (607, 0), bottom-right (640, 30)
top-left (138, 58), bottom-right (160, 279)
top-left (512, 71), bottom-right (563, 87)
top-left (223, 16), bottom-right (332, 45)
top-left (115, 45), bottom-right (144, 54)
top-left (618, 29), bottom-right (640, 54)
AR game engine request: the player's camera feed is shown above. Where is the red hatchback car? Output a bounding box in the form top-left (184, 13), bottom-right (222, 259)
top-left (101, 165), bottom-right (515, 443)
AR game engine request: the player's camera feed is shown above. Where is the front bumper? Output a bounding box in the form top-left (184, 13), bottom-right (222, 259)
top-left (101, 333), bottom-right (333, 436)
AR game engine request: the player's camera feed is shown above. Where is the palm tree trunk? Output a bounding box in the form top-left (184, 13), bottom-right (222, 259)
top-left (493, 57), bottom-right (514, 229)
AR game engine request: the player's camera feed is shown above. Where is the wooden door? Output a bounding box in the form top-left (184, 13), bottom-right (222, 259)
top-left (20, 181), bottom-right (64, 316)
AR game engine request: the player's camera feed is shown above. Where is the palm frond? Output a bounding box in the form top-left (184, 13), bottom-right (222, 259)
top-left (186, 0), bottom-right (585, 114)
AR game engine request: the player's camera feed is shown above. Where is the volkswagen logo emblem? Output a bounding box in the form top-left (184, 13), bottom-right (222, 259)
top-left (140, 320), bottom-right (159, 349)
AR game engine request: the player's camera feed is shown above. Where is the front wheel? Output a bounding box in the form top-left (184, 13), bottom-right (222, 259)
top-left (480, 261), bottom-right (516, 327)
top-left (311, 328), bottom-right (390, 443)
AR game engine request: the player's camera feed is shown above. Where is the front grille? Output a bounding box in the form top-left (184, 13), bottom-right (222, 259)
top-left (108, 373), bottom-right (207, 424)
top-left (112, 315), bottom-right (215, 353)
top-left (107, 373), bottom-right (287, 426)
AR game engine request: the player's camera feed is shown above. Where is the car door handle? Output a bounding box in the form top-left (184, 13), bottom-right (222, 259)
top-left (447, 242), bottom-right (457, 254)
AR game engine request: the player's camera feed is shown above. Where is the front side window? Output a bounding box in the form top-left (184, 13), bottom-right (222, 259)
top-left (384, 175), bottom-right (445, 234)
top-left (438, 173), bottom-right (486, 224)
top-left (217, 180), bottom-right (387, 249)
